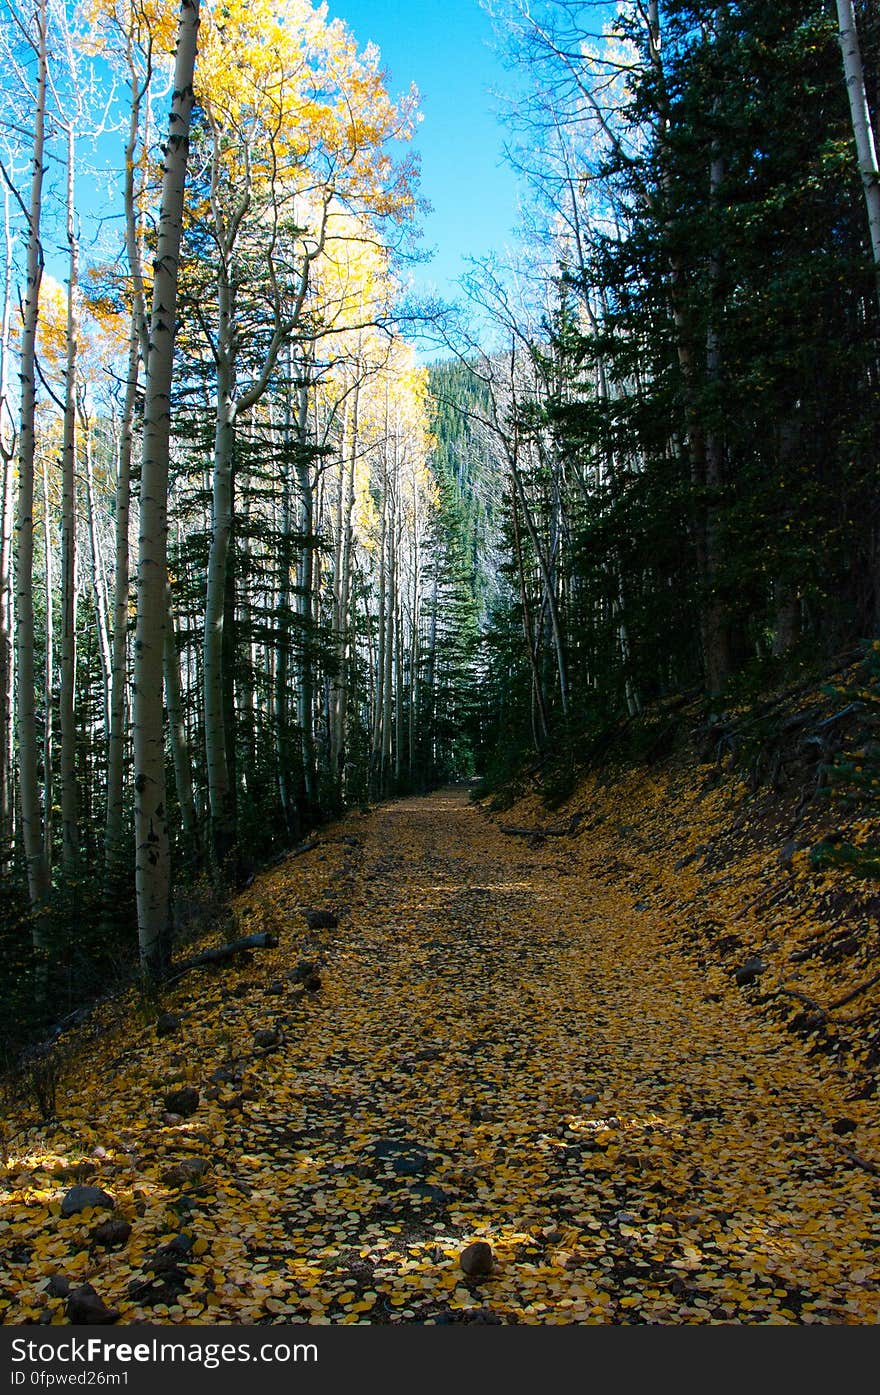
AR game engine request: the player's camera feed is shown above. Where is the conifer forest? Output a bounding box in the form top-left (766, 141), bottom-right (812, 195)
top-left (0, 0), bottom-right (879, 1332)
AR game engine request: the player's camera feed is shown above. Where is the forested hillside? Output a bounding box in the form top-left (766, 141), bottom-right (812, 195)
top-left (1, 0), bottom-right (879, 1330)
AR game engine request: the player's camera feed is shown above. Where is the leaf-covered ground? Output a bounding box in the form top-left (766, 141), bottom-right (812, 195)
top-left (1, 776), bottom-right (878, 1325)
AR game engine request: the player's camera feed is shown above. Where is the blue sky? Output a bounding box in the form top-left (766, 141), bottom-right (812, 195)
top-left (40, 0), bottom-right (523, 314)
top-left (332, 0), bottom-right (523, 300)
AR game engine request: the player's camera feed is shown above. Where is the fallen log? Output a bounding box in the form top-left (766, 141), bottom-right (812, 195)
top-left (267, 839), bottom-right (319, 868)
top-left (175, 932), bottom-right (279, 973)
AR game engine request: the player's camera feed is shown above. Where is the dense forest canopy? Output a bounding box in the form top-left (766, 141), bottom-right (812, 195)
top-left (0, 0), bottom-right (878, 1049)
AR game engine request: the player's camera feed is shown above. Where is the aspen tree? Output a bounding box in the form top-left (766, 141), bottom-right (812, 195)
top-left (14, 0), bottom-right (51, 914)
top-left (132, 0), bottom-right (199, 976)
top-left (836, 0), bottom-right (880, 303)
top-left (0, 185), bottom-right (15, 858)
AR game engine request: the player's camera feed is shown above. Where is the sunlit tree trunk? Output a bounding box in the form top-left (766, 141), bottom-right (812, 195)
top-left (40, 449), bottom-right (53, 872)
top-left (0, 187), bottom-right (15, 858)
top-left (836, 0), bottom-right (880, 303)
top-left (337, 387), bottom-right (358, 795)
top-left (132, 0), bottom-right (200, 976)
top-left (294, 367), bottom-right (318, 814)
top-left (164, 583), bottom-right (197, 849)
top-left (15, 0), bottom-right (51, 914)
top-left (329, 396), bottom-right (350, 784)
top-left (106, 37), bottom-right (151, 885)
top-left (104, 322), bottom-right (137, 877)
top-left (371, 448), bottom-right (387, 793)
top-left (81, 409), bottom-right (111, 743)
top-left (58, 98), bottom-right (81, 877)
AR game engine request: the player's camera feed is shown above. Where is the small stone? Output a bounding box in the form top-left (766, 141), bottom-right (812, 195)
top-left (91, 1216), bottom-right (132, 1247)
top-left (779, 840), bottom-right (803, 871)
top-left (303, 973), bottom-right (322, 993)
top-left (210, 1066), bottom-right (238, 1084)
top-left (254, 1027), bottom-right (282, 1050)
top-left (734, 958), bottom-right (765, 987)
top-left (459, 1241), bottom-right (494, 1278)
top-left (163, 1085), bottom-right (199, 1117)
top-left (149, 1234), bottom-right (194, 1272)
top-left (831, 1118), bottom-right (858, 1135)
top-left (266, 980), bottom-right (285, 995)
top-left (304, 909), bottom-right (338, 930)
top-left (162, 1157), bottom-right (210, 1186)
top-left (291, 960), bottom-right (318, 982)
top-left (91, 1146), bottom-right (107, 1159)
top-left (44, 1275), bottom-right (71, 1298)
top-left (60, 1185), bottom-right (115, 1218)
top-left (162, 1112), bottom-right (184, 1126)
top-left (67, 1283), bottom-right (120, 1325)
top-left (156, 1012), bottom-right (182, 1038)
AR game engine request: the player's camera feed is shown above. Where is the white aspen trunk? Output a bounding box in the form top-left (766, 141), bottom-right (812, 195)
top-left (132, 0), bottom-right (199, 976)
top-left (371, 455), bottom-right (387, 787)
top-left (104, 321), bottom-right (137, 873)
top-left (337, 383), bottom-right (358, 795)
top-left (59, 122), bottom-right (80, 875)
top-left (106, 43), bottom-right (149, 880)
top-left (15, 0), bottom-right (51, 912)
top-left (409, 498), bottom-right (419, 783)
top-left (0, 187), bottom-right (15, 855)
top-left (425, 560), bottom-right (438, 773)
top-left (383, 492), bottom-right (396, 787)
top-left (239, 434), bottom-right (257, 795)
top-left (836, 0), bottom-right (880, 299)
top-left (0, 444), bottom-right (12, 861)
top-left (295, 467), bottom-right (317, 808)
top-left (329, 397), bottom-right (349, 781)
top-left (273, 380), bottom-right (297, 837)
top-left (203, 296), bottom-right (236, 864)
top-left (164, 583), bottom-right (197, 845)
top-left (82, 410), bottom-right (111, 743)
top-left (40, 449), bottom-right (53, 871)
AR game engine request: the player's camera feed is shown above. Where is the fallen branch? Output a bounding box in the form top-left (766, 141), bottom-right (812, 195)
top-left (267, 839), bottom-right (319, 867)
top-left (834, 1142), bottom-right (880, 1177)
top-left (773, 988), bottom-right (825, 1017)
top-left (175, 932), bottom-right (279, 973)
top-left (773, 971), bottom-right (880, 1026)
top-left (828, 970), bottom-right (880, 1013)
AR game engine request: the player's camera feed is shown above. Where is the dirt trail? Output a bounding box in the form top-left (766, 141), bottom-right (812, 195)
top-left (2, 788), bottom-right (879, 1324)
